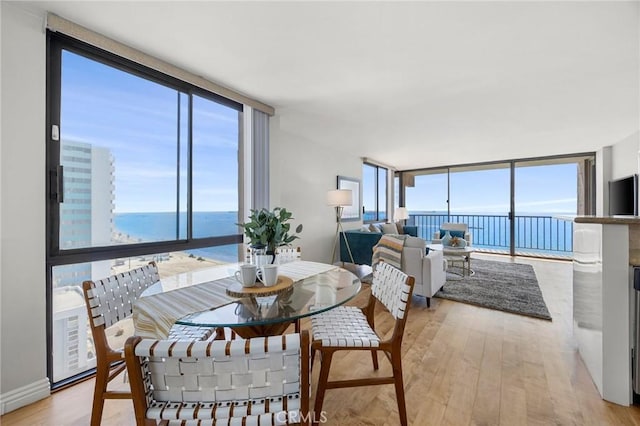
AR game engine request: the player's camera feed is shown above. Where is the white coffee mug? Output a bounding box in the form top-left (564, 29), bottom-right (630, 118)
top-left (235, 264), bottom-right (257, 287)
top-left (257, 264), bottom-right (279, 287)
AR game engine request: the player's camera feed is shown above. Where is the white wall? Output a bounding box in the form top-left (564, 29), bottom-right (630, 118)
top-left (599, 131), bottom-right (640, 216)
top-left (611, 131), bottom-right (640, 180)
top-left (0, 4), bottom-right (368, 412)
top-left (0, 2), bottom-right (50, 413)
top-left (270, 115), bottom-right (363, 264)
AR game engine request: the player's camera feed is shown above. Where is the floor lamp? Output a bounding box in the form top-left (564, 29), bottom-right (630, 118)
top-left (327, 189), bottom-right (355, 264)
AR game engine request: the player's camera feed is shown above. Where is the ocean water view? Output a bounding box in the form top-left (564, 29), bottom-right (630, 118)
top-left (407, 210), bottom-right (575, 255)
top-left (114, 211), bottom-right (241, 263)
top-left (116, 209), bottom-right (576, 263)
top-left (365, 210), bottom-right (575, 255)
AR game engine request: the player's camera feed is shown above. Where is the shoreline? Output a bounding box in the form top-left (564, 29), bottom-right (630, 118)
top-left (111, 231), bottom-right (232, 278)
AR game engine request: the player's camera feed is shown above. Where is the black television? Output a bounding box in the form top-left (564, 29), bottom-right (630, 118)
top-left (609, 174), bottom-right (638, 216)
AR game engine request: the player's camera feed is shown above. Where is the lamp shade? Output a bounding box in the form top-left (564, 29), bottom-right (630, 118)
top-left (327, 189), bottom-right (352, 207)
top-left (394, 207), bottom-right (409, 221)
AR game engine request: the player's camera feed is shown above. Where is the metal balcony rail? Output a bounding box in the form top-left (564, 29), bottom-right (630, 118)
top-left (410, 213), bottom-right (573, 256)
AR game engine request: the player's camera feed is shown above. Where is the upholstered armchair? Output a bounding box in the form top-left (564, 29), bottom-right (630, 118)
top-left (399, 236), bottom-right (447, 308)
top-left (432, 222), bottom-right (472, 246)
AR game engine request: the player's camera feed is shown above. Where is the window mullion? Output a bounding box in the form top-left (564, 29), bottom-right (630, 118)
top-left (376, 167), bottom-right (380, 221)
top-left (187, 93), bottom-right (194, 241)
top-left (176, 91), bottom-right (182, 240)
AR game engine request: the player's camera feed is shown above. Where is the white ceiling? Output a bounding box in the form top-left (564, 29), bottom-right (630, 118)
top-left (26, 1), bottom-right (640, 170)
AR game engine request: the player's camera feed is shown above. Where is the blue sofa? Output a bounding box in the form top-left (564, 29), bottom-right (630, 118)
top-left (339, 225), bottom-right (418, 265)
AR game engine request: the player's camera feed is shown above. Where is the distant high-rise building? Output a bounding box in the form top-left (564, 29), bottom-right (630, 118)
top-left (54, 140), bottom-right (114, 288)
top-left (52, 140), bottom-right (115, 381)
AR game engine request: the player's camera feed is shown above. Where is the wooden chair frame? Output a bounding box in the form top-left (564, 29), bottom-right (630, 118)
top-left (82, 263), bottom-right (160, 426)
top-left (82, 261), bottom-right (217, 425)
top-left (311, 264), bottom-right (415, 426)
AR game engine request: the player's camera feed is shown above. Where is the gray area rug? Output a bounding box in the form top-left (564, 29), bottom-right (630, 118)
top-left (435, 259), bottom-right (552, 320)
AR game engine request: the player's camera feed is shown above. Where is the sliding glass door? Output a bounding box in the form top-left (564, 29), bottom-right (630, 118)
top-left (514, 160), bottom-right (578, 255)
top-left (404, 169), bottom-right (448, 239)
top-left (449, 164), bottom-right (510, 250)
top-left (398, 154), bottom-right (592, 257)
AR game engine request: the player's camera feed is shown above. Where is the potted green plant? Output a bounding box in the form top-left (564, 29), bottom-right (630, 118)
top-left (237, 207), bottom-right (303, 263)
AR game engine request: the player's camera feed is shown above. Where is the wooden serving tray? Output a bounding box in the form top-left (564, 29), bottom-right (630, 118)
top-left (226, 275), bottom-right (294, 298)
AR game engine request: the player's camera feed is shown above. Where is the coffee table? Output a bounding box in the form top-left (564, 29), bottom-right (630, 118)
top-left (428, 244), bottom-right (475, 276)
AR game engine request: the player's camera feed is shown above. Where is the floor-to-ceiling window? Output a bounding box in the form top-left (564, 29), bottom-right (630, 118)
top-left (47, 34), bottom-right (243, 386)
top-left (514, 160), bottom-right (577, 255)
top-left (399, 154), bottom-right (593, 257)
top-left (404, 169), bottom-right (448, 239)
top-left (362, 162), bottom-right (388, 222)
top-left (449, 164), bottom-right (511, 249)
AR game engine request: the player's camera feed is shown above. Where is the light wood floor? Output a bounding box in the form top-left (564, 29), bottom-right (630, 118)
top-left (4, 254), bottom-right (640, 425)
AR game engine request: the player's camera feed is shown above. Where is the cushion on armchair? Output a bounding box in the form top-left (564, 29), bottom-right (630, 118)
top-left (405, 235), bottom-right (429, 254)
top-left (381, 223), bottom-right (398, 234)
top-left (404, 235), bottom-right (425, 248)
top-left (439, 229), bottom-right (465, 239)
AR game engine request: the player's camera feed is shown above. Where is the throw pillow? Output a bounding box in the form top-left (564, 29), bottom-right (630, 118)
top-left (381, 223), bottom-right (398, 234)
top-left (360, 225), bottom-right (371, 232)
top-left (440, 229), bottom-right (465, 239)
top-left (395, 222), bottom-right (405, 234)
top-left (369, 223), bottom-right (382, 233)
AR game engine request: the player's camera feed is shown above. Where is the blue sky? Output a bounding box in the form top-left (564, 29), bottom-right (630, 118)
top-left (404, 164), bottom-right (578, 214)
top-left (62, 49), bottom-right (578, 216)
top-left (61, 50), bottom-right (239, 213)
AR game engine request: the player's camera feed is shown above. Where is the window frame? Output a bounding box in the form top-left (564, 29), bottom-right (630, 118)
top-left (362, 162), bottom-right (389, 223)
top-left (46, 32), bottom-right (245, 387)
top-left (46, 32), bottom-right (244, 266)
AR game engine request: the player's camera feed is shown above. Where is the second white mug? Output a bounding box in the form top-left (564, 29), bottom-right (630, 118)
top-left (257, 264), bottom-right (279, 286)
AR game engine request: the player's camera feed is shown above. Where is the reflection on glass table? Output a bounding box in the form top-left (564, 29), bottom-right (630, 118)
top-left (134, 261), bottom-right (361, 339)
top-left (176, 266), bottom-right (361, 338)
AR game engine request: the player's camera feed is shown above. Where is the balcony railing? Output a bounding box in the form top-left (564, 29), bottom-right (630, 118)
top-left (410, 213), bottom-right (573, 256)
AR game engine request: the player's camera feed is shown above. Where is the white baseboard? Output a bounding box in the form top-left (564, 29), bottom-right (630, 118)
top-left (0, 378), bottom-right (50, 415)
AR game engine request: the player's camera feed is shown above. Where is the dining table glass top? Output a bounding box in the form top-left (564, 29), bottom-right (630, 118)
top-left (134, 261), bottom-right (361, 338)
top-left (176, 265), bottom-right (361, 328)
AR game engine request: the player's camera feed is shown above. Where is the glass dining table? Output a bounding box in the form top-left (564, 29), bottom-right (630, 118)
top-left (133, 261), bottom-right (362, 339)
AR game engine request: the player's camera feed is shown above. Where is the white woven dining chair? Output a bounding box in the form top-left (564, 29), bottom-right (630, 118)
top-left (311, 261), bottom-right (415, 426)
top-left (125, 330), bottom-right (311, 426)
top-left (82, 261), bottom-right (218, 426)
top-left (276, 246), bottom-right (302, 264)
top-left (246, 246), bottom-right (302, 265)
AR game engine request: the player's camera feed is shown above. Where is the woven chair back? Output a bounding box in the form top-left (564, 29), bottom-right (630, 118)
top-left (84, 262), bottom-right (159, 329)
top-left (126, 332), bottom-right (310, 424)
top-left (371, 262), bottom-right (412, 320)
top-left (275, 246), bottom-right (302, 263)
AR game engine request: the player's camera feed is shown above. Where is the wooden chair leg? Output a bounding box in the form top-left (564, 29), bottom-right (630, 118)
top-left (313, 350), bottom-right (334, 425)
top-left (371, 349), bottom-right (379, 370)
top-left (214, 327), bottom-right (227, 340)
top-left (391, 350), bottom-right (407, 426)
top-left (90, 362), bottom-right (109, 426)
